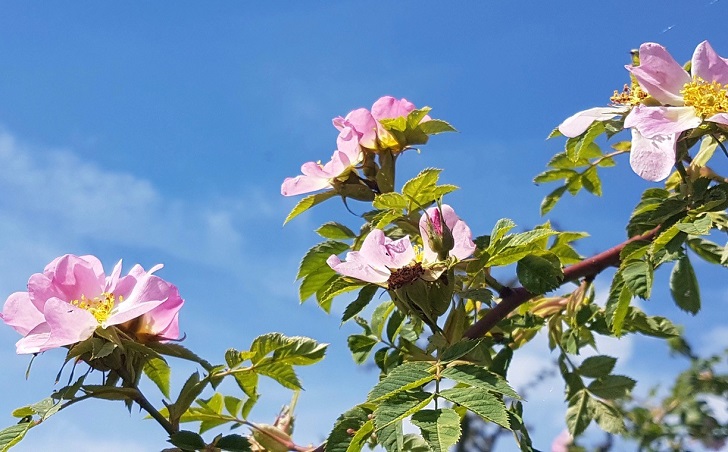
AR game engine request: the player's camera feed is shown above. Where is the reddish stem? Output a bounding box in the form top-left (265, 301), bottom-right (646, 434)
top-left (463, 226), bottom-right (660, 339)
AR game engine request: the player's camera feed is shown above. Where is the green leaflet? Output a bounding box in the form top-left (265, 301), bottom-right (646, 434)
top-left (410, 408), bottom-right (461, 452)
top-left (283, 190), bottom-right (337, 224)
top-left (670, 254), bottom-right (701, 315)
top-left (367, 362), bottom-right (434, 403)
top-left (516, 252), bottom-right (564, 294)
top-left (316, 222), bottom-right (356, 240)
top-left (341, 285), bottom-right (379, 323)
top-left (441, 364), bottom-right (520, 399)
top-left (297, 241), bottom-right (350, 280)
top-left (587, 375), bottom-right (636, 399)
top-left (577, 355), bottom-right (616, 379)
top-left (143, 357), bottom-right (171, 398)
top-left (566, 390), bottom-right (593, 436)
top-left (438, 387), bottom-right (509, 428)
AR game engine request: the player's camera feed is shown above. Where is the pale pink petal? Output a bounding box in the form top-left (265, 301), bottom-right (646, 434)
top-left (336, 126), bottom-right (363, 164)
top-left (627, 42), bottom-right (691, 105)
top-left (419, 205), bottom-right (475, 262)
top-left (327, 254), bottom-right (390, 285)
top-left (40, 297), bottom-right (98, 352)
top-left (27, 273), bottom-right (65, 311)
top-left (630, 129), bottom-right (676, 181)
top-left (450, 220), bottom-right (477, 260)
top-left (135, 282), bottom-right (184, 339)
top-left (49, 255), bottom-right (105, 301)
top-left (15, 323), bottom-right (51, 354)
top-left (557, 107), bottom-right (627, 137)
top-left (359, 229), bottom-right (416, 269)
top-left (371, 96), bottom-right (416, 120)
top-left (343, 108), bottom-right (378, 148)
top-left (320, 151), bottom-right (351, 176)
top-left (707, 112), bottom-right (728, 127)
top-left (1, 292), bottom-right (45, 335)
top-left (692, 41), bottom-right (728, 85)
top-left (281, 175), bottom-right (331, 196)
top-left (104, 259), bottom-right (123, 293)
top-left (624, 105), bottom-right (701, 138)
top-left (105, 273), bottom-right (171, 327)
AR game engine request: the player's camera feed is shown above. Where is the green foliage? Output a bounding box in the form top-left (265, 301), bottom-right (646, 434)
top-left (670, 254), bottom-right (701, 314)
top-left (284, 190), bottom-right (337, 224)
top-left (410, 408), bottom-right (462, 452)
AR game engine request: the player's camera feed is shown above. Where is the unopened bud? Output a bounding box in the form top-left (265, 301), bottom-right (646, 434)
top-left (424, 207), bottom-right (455, 261)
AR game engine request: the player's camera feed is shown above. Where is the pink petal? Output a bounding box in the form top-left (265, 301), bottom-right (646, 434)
top-left (627, 42), bottom-right (691, 105)
top-left (27, 273), bottom-right (66, 311)
top-left (343, 108), bottom-right (378, 148)
top-left (419, 205), bottom-right (476, 262)
top-left (629, 129), bottom-right (676, 182)
top-left (280, 174), bottom-right (331, 196)
top-left (557, 107), bottom-right (627, 137)
top-left (624, 105), bottom-right (701, 138)
top-left (15, 323), bottom-right (51, 354)
top-left (135, 282), bottom-right (184, 339)
top-left (359, 229), bottom-right (416, 270)
top-left (692, 41), bottom-right (728, 85)
top-left (1, 292), bottom-right (45, 335)
top-left (40, 297), bottom-right (98, 352)
top-left (48, 255), bottom-right (106, 301)
top-left (327, 254), bottom-right (390, 285)
top-left (371, 96), bottom-right (416, 120)
top-left (105, 273), bottom-right (171, 327)
top-left (450, 219), bottom-right (476, 261)
top-left (707, 112), bottom-right (728, 127)
top-left (336, 126), bottom-right (363, 164)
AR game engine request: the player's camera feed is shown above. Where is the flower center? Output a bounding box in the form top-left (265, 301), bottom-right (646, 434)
top-left (610, 83), bottom-right (648, 106)
top-left (387, 262), bottom-right (425, 290)
top-left (71, 292), bottom-right (119, 323)
top-left (682, 77), bottom-right (728, 118)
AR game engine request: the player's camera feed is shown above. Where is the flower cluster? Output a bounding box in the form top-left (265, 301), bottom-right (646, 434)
top-left (0, 254), bottom-right (183, 354)
top-left (559, 41), bottom-right (728, 181)
top-left (281, 96), bottom-right (432, 197)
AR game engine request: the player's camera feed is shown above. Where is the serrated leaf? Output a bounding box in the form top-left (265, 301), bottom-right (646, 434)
top-left (319, 276), bottom-right (366, 312)
top-left (256, 362), bottom-right (301, 390)
top-left (587, 375), bottom-right (636, 399)
top-left (439, 387), bottom-right (509, 428)
top-left (371, 301), bottom-right (395, 339)
top-left (345, 419), bottom-right (374, 452)
top-left (297, 241), bottom-right (350, 280)
top-left (146, 342), bottom-right (214, 371)
top-left (516, 253), bottom-right (564, 294)
top-left (441, 364), bottom-right (520, 399)
top-left (348, 334), bottom-right (379, 364)
top-left (402, 168), bottom-right (441, 201)
top-left (300, 270), bottom-right (336, 303)
top-left (577, 356), bottom-right (616, 379)
top-left (284, 190), bottom-right (337, 224)
top-left (215, 434), bottom-right (252, 452)
top-left (374, 390), bottom-right (434, 431)
top-left (367, 361), bottom-right (434, 403)
top-left (490, 218), bottom-right (516, 244)
top-left (541, 185), bottom-right (568, 215)
top-left (565, 390), bottom-right (592, 436)
top-left (670, 254), bottom-right (701, 315)
top-left (143, 357), bottom-right (171, 398)
top-left (373, 192), bottom-right (408, 210)
top-left (675, 215), bottom-right (712, 235)
top-left (316, 222), bottom-right (356, 240)
top-left (0, 422), bottom-right (34, 452)
top-left (439, 340), bottom-right (482, 362)
top-left (605, 272), bottom-right (631, 336)
top-left (224, 396), bottom-right (243, 418)
top-left (410, 408), bottom-right (461, 452)
top-left (342, 285), bottom-right (379, 324)
top-left (591, 400), bottom-right (626, 434)
top-left (687, 238), bottom-right (726, 265)
top-left (621, 260), bottom-right (652, 299)
top-left (533, 168), bottom-right (578, 184)
top-left (168, 430), bottom-right (206, 450)
top-left (420, 119), bottom-right (457, 135)
top-left (581, 166), bottom-right (602, 196)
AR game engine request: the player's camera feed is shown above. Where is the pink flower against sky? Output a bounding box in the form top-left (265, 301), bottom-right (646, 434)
top-left (419, 204), bottom-right (476, 262)
top-left (558, 41), bottom-right (728, 182)
top-left (280, 124), bottom-right (363, 196)
top-left (333, 96), bottom-right (430, 151)
top-left (0, 254), bottom-right (183, 354)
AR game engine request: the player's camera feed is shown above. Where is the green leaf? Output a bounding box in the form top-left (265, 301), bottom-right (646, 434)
top-left (224, 396), bottom-right (243, 418)
top-left (438, 387), bottom-right (509, 428)
top-left (299, 269), bottom-right (336, 303)
top-left (374, 390), bottom-right (434, 431)
top-left (439, 340), bottom-right (482, 362)
top-left (143, 357), bottom-right (171, 398)
top-left (541, 185), bottom-right (568, 215)
top-left (533, 168), bottom-right (577, 184)
top-left (373, 192), bottom-right (408, 210)
top-left (319, 276), bottom-right (366, 312)
top-left (687, 238), bottom-right (726, 265)
top-left (256, 362), bottom-right (301, 390)
top-left (587, 375), bottom-right (636, 399)
top-left (605, 272), bottom-right (632, 336)
top-left (566, 121), bottom-right (605, 161)
top-left (297, 241), bottom-right (350, 280)
top-left (402, 168), bottom-right (441, 202)
top-left (283, 190), bottom-right (337, 224)
top-left (0, 423), bottom-right (34, 452)
top-left (410, 408), bottom-right (461, 452)
top-left (578, 356), bottom-right (616, 379)
top-left (169, 372), bottom-right (207, 424)
top-left (621, 260), bottom-right (652, 299)
top-left (327, 406), bottom-right (373, 452)
top-left (371, 301), bottom-right (395, 339)
top-left (342, 285), bottom-right (379, 324)
top-left (215, 434), bottom-right (252, 452)
top-left (316, 222), bottom-right (356, 240)
top-left (670, 254), bottom-right (701, 315)
top-left (345, 419), bottom-right (374, 452)
top-left (490, 218), bottom-right (516, 244)
top-left (441, 364), bottom-right (520, 399)
top-left (420, 119), bottom-right (457, 135)
top-left (516, 253), bottom-right (564, 294)
top-left (675, 214), bottom-right (712, 235)
top-left (592, 400), bottom-right (626, 434)
top-left (348, 334), bottom-right (379, 364)
top-left (581, 166), bottom-right (602, 196)
top-left (367, 362), bottom-right (434, 403)
top-left (168, 430), bottom-right (206, 450)
top-left (566, 390), bottom-right (592, 436)
top-left (146, 342), bottom-right (214, 371)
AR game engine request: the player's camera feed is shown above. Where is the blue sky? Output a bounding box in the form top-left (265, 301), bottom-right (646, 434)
top-left (0, 2), bottom-right (727, 451)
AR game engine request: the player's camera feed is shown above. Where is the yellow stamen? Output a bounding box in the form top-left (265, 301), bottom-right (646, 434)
top-left (682, 77), bottom-right (728, 118)
top-left (610, 83), bottom-right (648, 106)
top-left (70, 292), bottom-right (119, 323)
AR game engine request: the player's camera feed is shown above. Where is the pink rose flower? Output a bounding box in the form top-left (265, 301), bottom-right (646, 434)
top-left (419, 204), bottom-right (476, 262)
top-left (1, 254), bottom-right (183, 354)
